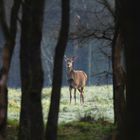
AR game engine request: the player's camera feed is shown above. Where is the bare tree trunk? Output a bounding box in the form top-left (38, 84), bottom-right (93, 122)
top-left (0, 0), bottom-right (21, 138)
top-left (45, 0), bottom-right (70, 140)
top-left (112, 30), bottom-right (126, 139)
top-left (114, 0), bottom-right (140, 139)
top-left (18, 0), bottom-right (45, 140)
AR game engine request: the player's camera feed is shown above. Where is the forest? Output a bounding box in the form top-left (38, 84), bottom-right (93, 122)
top-left (0, 0), bottom-right (140, 140)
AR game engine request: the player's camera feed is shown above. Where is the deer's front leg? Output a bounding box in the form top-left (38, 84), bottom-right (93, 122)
top-left (69, 87), bottom-right (72, 104)
top-left (74, 88), bottom-right (76, 104)
top-left (80, 87), bottom-right (84, 104)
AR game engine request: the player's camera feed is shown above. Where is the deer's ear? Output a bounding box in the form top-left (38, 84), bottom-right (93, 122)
top-left (64, 55), bottom-right (67, 61)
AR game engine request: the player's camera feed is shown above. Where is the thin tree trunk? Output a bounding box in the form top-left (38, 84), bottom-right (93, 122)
top-left (111, 1), bottom-right (128, 139)
top-left (18, 0), bottom-right (45, 140)
top-left (112, 31), bottom-right (126, 140)
top-left (45, 0), bottom-right (70, 140)
top-left (0, 0), bottom-right (21, 138)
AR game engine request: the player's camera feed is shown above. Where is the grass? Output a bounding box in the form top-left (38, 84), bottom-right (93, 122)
top-left (7, 85), bottom-right (114, 140)
top-left (58, 120), bottom-right (115, 140)
top-left (7, 120), bottom-right (115, 140)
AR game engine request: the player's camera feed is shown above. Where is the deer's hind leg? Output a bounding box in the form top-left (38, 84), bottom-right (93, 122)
top-left (78, 87), bottom-right (84, 104)
top-left (69, 87), bottom-right (72, 104)
top-left (74, 88), bottom-right (77, 104)
top-left (81, 87), bottom-right (84, 103)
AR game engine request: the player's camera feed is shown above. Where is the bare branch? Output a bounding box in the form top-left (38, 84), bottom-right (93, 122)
top-left (96, 0), bottom-right (115, 18)
top-left (69, 27), bottom-right (113, 42)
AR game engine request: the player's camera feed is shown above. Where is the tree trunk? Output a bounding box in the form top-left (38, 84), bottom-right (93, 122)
top-left (0, 72), bottom-right (7, 139)
top-left (112, 29), bottom-right (126, 132)
top-left (18, 0), bottom-right (45, 139)
top-left (0, 0), bottom-right (21, 138)
top-left (45, 0), bottom-right (70, 140)
top-left (114, 0), bottom-right (140, 139)
top-left (111, 1), bottom-right (128, 138)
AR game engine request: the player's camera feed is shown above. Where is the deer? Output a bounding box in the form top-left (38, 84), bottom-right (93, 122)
top-left (64, 56), bottom-right (87, 104)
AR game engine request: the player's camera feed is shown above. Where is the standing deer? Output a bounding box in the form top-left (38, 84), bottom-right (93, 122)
top-left (64, 56), bottom-right (87, 104)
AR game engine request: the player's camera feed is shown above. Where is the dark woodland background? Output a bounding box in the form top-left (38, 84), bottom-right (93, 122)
top-left (0, 0), bottom-right (114, 87)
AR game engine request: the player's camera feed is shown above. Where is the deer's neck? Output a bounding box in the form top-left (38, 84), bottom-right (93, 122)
top-left (67, 67), bottom-right (74, 80)
top-left (67, 67), bottom-right (73, 73)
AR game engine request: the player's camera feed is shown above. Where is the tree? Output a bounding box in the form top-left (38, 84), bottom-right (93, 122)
top-left (110, 1), bottom-right (127, 134)
top-left (112, 29), bottom-right (126, 138)
top-left (120, 1), bottom-right (140, 140)
top-left (45, 0), bottom-right (70, 139)
top-left (112, 0), bottom-right (140, 139)
top-left (18, 0), bottom-right (45, 139)
top-left (0, 0), bottom-right (21, 138)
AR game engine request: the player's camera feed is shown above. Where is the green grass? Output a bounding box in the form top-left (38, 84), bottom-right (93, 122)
top-left (7, 85), bottom-right (114, 140)
top-left (7, 120), bottom-right (115, 140)
top-left (8, 86), bottom-right (113, 123)
top-left (58, 120), bottom-right (115, 140)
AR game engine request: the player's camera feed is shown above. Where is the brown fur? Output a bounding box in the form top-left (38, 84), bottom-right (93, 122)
top-left (68, 70), bottom-right (87, 88)
top-left (65, 56), bottom-right (87, 104)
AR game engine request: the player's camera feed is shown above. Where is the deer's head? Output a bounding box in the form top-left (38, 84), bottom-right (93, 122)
top-left (64, 56), bottom-right (77, 69)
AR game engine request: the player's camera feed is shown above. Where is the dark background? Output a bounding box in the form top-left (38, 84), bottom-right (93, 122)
top-left (0, 0), bottom-right (114, 87)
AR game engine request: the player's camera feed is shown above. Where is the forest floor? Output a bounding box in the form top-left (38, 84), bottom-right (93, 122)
top-left (7, 85), bottom-right (115, 140)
